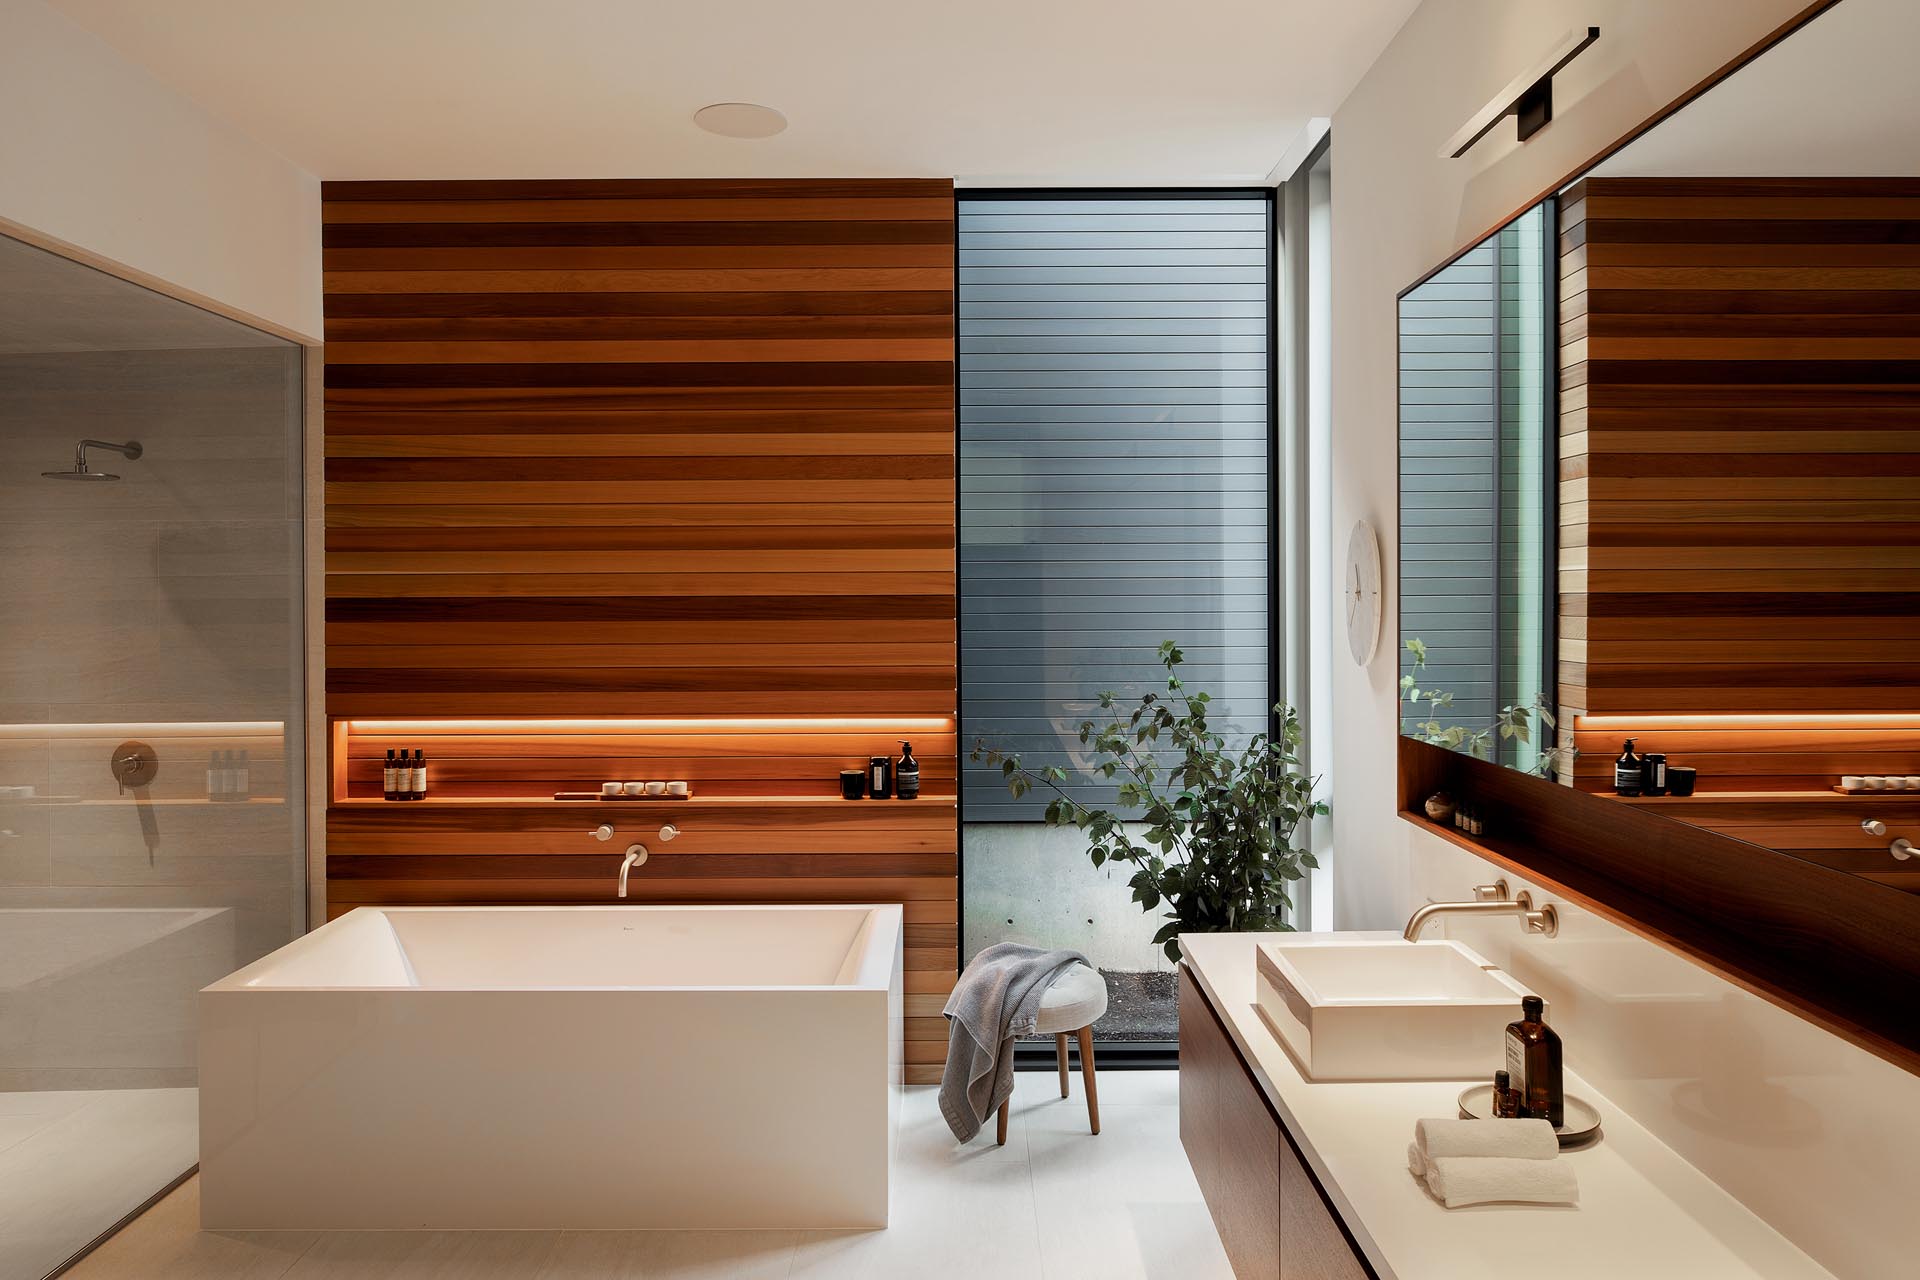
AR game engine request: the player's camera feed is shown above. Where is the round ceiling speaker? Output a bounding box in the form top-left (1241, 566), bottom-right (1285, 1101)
top-left (693, 103), bottom-right (788, 139)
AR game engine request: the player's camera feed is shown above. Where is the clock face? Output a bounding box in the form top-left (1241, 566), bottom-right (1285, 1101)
top-left (1345, 520), bottom-right (1381, 666)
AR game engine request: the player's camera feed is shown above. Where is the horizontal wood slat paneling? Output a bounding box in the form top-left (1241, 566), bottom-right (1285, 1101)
top-left (323, 178), bottom-right (959, 1078)
top-left (1558, 178), bottom-right (1920, 731)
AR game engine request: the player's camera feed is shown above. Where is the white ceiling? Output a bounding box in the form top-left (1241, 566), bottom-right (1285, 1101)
top-left (1593, 0), bottom-right (1920, 178)
top-left (45, 0), bottom-right (1418, 184)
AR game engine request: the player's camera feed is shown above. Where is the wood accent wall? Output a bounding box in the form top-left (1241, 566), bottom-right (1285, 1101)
top-left (320, 179), bottom-right (957, 1080)
top-left (1558, 177), bottom-right (1920, 724)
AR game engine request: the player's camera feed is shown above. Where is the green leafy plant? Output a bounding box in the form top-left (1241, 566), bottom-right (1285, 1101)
top-left (970, 641), bottom-right (1327, 961)
top-left (1399, 637), bottom-right (1561, 778)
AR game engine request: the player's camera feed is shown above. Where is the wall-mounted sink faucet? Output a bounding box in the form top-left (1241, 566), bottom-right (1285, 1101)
top-left (1404, 878), bottom-right (1558, 941)
top-left (617, 843), bottom-right (649, 898)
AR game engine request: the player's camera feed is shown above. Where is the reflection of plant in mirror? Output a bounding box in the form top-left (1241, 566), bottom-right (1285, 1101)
top-left (1399, 638), bottom-right (1562, 778)
top-left (970, 641), bottom-right (1326, 961)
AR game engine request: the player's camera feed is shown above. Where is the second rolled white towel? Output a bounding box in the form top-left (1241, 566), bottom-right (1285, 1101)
top-left (1415, 1117), bottom-right (1559, 1161)
top-left (1421, 1155), bottom-right (1580, 1208)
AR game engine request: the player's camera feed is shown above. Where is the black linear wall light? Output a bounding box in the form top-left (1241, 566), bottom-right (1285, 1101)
top-left (1442, 26), bottom-right (1600, 159)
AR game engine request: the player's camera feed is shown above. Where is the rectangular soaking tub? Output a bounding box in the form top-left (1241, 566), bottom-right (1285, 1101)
top-left (199, 903), bottom-right (903, 1229)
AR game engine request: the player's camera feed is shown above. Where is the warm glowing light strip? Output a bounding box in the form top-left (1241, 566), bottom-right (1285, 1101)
top-left (1574, 713), bottom-right (1920, 730)
top-left (0, 721), bottom-right (285, 737)
top-left (346, 717), bottom-right (956, 734)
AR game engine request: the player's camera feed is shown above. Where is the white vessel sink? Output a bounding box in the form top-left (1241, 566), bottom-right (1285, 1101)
top-left (1253, 936), bottom-right (1539, 1081)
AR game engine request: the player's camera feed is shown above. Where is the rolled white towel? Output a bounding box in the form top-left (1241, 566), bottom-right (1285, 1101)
top-left (1415, 1117), bottom-right (1558, 1161)
top-left (1421, 1155), bottom-right (1580, 1209)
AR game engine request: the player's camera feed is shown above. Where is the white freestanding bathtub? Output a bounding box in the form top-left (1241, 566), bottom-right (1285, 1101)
top-left (198, 904), bottom-right (903, 1230)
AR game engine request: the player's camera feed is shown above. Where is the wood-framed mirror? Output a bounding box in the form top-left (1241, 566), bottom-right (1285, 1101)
top-left (1395, 0), bottom-right (1920, 1073)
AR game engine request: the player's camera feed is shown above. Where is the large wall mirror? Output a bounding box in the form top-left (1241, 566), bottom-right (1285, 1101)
top-left (1398, 0), bottom-right (1920, 1064)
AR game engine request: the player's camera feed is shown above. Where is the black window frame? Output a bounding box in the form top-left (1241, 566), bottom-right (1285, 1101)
top-left (953, 185), bottom-right (1281, 1070)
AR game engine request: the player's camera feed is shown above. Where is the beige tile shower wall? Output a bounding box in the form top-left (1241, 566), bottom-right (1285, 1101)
top-left (0, 348), bottom-right (306, 1044)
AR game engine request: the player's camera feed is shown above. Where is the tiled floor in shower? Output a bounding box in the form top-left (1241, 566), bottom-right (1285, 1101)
top-left (67, 1071), bottom-right (1231, 1280)
top-left (0, 1087), bottom-right (196, 1280)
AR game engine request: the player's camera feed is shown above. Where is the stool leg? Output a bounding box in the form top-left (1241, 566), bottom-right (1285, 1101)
top-left (1056, 1032), bottom-right (1070, 1097)
top-left (1077, 1026), bottom-right (1100, 1136)
top-left (996, 1098), bottom-right (1009, 1146)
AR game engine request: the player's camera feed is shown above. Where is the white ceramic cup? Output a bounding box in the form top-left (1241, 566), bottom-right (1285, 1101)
top-left (622, 781), bottom-right (647, 797)
top-left (1841, 776), bottom-right (1864, 790)
top-left (601, 781), bottom-right (623, 797)
top-left (645, 780), bottom-right (668, 797)
top-left (665, 780), bottom-right (690, 797)
top-left (1905, 776), bottom-right (1920, 791)
top-left (1863, 776), bottom-right (1888, 790)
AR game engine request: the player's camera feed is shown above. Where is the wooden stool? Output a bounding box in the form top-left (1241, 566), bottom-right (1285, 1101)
top-left (996, 963), bottom-right (1108, 1144)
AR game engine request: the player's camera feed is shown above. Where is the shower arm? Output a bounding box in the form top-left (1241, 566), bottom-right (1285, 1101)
top-left (75, 439), bottom-right (142, 468)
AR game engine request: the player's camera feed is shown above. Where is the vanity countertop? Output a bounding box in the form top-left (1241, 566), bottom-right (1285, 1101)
top-left (1180, 932), bottom-right (1834, 1280)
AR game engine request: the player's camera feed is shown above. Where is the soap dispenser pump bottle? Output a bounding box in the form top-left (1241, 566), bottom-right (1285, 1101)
top-left (1613, 738), bottom-right (1644, 797)
top-left (894, 741), bottom-right (920, 800)
top-left (1505, 995), bottom-right (1564, 1127)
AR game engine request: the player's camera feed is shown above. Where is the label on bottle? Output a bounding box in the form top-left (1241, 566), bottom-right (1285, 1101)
top-left (411, 764), bottom-right (427, 795)
top-left (1647, 759), bottom-right (1666, 788)
top-left (1614, 763), bottom-right (1639, 791)
top-left (1505, 1034), bottom-right (1528, 1102)
top-left (384, 764), bottom-right (395, 795)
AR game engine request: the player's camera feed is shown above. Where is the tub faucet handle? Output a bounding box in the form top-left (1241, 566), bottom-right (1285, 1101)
top-left (1863, 818), bottom-right (1887, 837)
top-left (590, 824), bottom-right (615, 841)
top-left (659, 823), bottom-right (680, 842)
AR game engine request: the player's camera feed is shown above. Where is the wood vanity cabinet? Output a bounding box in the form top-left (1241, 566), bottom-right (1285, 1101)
top-left (1180, 973), bottom-right (1373, 1280)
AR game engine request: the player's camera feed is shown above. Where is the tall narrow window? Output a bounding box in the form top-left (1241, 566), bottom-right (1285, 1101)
top-left (958, 192), bottom-right (1274, 1044)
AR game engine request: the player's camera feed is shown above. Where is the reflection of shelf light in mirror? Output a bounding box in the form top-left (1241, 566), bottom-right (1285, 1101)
top-left (346, 717), bottom-right (956, 733)
top-left (1575, 713), bottom-right (1920, 729)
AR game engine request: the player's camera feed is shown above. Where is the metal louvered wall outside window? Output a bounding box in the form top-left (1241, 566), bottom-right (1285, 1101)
top-left (957, 193), bottom-right (1274, 823)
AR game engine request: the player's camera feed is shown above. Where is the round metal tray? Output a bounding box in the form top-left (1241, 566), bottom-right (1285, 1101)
top-left (1457, 1085), bottom-right (1603, 1147)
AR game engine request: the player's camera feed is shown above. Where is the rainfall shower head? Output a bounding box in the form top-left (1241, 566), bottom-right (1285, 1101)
top-left (42, 439), bottom-right (142, 481)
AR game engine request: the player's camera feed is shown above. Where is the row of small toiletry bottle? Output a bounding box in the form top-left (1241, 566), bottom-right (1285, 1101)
top-left (841, 742), bottom-right (919, 800)
top-left (1612, 738), bottom-right (1696, 797)
top-left (206, 750), bottom-right (251, 803)
top-left (382, 749), bottom-right (429, 801)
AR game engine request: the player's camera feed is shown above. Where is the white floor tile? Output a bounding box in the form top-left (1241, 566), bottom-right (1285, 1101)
top-left (538, 1230), bottom-right (798, 1280)
top-left (63, 1177), bottom-right (313, 1280)
top-left (283, 1230), bottom-right (559, 1279)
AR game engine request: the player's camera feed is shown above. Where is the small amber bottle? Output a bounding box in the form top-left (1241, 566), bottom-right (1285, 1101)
top-left (1492, 1069), bottom-right (1519, 1118)
top-left (1504, 995), bottom-right (1564, 1127)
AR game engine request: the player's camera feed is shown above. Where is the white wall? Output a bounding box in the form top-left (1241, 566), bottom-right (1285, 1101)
top-left (1327, 4), bottom-right (1920, 1275)
top-left (0, 0), bottom-right (321, 339)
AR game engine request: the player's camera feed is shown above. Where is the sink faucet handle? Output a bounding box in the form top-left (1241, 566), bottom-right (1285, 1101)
top-left (1473, 880), bottom-right (1511, 903)
top-left (590, 824), bottom-right (615, 842)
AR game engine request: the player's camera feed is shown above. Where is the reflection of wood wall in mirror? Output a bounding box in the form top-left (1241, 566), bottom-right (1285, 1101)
top-left (1556, 177), bottom-right (1920, 820)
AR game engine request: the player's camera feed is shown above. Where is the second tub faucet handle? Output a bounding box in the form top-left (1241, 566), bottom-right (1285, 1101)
top-left (659, 824), bottom-right (680, 842)
top-left (590, 824), bottom-right (615, 841)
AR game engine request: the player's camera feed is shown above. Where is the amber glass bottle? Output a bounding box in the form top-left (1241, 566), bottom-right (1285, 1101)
top-left (1504, 995), bottom-right (1564, 1127)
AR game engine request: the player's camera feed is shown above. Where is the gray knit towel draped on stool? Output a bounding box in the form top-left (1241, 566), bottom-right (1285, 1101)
top-left (939, 942), bottom-right (1089, 1142)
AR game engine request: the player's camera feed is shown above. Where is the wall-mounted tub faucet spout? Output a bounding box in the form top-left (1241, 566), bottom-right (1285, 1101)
top-left (617, 843), bottom-right (649, 898)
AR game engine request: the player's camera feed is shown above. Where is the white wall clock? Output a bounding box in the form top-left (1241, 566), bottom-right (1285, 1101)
top-left (1345, 519), bottom-right (1383, 666)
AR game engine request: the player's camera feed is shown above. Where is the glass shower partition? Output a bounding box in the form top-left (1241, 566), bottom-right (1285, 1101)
top-left (0, 233), bottom-right (306, 1279)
